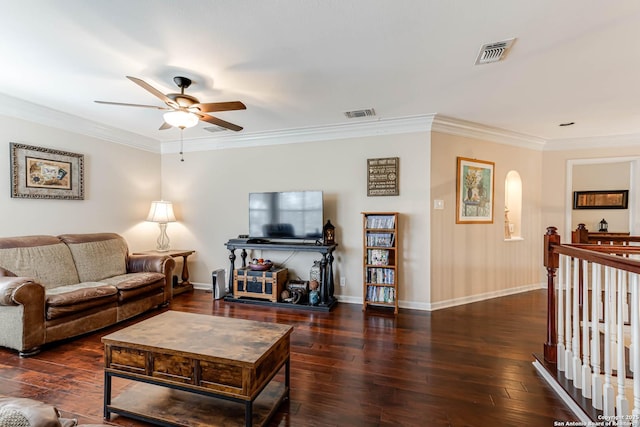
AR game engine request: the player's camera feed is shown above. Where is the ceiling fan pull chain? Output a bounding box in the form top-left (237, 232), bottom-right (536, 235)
top-left (179, 127), bottom-right (185, 162)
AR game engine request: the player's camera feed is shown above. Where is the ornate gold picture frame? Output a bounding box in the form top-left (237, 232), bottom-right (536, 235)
top-left (456, 157), bottom-right (494, 224)
top-left (10, 143), bottom-right (84, 200)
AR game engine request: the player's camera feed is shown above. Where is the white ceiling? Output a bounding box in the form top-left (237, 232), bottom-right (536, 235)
top-left (1, 1), bottom-right (640, 148)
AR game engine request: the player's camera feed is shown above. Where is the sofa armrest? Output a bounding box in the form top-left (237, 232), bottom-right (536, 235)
top-left (127, 254), bottom-right (173, 274)
top-left (0, 277), bottom-right (46, 354)
top-left (0, 276), bottom-right (41, 306)
top-left (127, 254), bottom-right (175, 303)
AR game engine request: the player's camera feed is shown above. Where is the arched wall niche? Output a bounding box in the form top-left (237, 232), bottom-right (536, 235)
top-left (505, 170), bottom-right (522, 240)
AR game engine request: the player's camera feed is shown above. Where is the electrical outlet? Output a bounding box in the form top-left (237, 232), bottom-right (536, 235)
top-left (340, 277), bottom-right (346, 287)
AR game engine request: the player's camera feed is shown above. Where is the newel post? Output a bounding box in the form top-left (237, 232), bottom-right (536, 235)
top-left (544, 226), bottom-right (561, 364)
top-left (571, 223), bottom-right (588, 244)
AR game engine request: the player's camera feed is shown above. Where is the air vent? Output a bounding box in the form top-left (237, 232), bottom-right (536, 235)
top-left (204, 126), bottom-right (227, 133)
top-left (475, 38), bottom-right (516, 65)
top-left (344, 108), bottom-right (376, 119)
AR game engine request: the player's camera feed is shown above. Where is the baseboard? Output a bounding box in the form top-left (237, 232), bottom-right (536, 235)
top-left (426, 282), bottom-right (545, 311)
top-left (192, 282), bottom-right (544, 312)
top-left (532, 359), bottom-right (592, 423)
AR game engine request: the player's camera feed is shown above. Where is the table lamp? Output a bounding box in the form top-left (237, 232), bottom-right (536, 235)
top-left (146, 200), bottom-right (176, 251)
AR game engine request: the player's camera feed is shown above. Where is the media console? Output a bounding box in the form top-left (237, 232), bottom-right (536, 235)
top-left (224, 239), bottom-right (338, 310)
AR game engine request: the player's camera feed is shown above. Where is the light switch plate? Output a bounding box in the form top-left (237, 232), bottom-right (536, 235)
top-left (434, 199), bottom-right (445, 210)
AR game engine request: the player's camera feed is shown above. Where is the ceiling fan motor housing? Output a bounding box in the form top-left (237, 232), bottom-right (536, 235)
top-left (167, 93), bottom-right (199, 107)
top-left (173, 76), bottom-right (192, 90)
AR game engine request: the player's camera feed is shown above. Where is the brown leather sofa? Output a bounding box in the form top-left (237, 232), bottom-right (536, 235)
top-left (0, 233), bottom-right (175, 356)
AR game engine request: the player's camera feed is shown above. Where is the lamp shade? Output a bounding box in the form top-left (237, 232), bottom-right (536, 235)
top-left (146, 201), bottom-right (176, 223)
top-left (163, 111), bottom-right (199, 128)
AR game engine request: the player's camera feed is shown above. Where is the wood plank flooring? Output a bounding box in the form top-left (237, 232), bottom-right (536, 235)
top-left (0, 289), bottom-right (576, 426)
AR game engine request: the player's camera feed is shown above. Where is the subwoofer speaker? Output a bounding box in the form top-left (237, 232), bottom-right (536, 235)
top-left (212, 269), bottom-right (226, 300)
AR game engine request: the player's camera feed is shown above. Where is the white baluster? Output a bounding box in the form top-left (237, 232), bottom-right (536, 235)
top-left (604, 266), bottom-right (615, 416)
top-left (566, 256), bottom-right (574, 379)
top-left (592, 263), bottom-right (603, 410)
top-left (558, 255), bottom-right (565, 371)
top-left (582, 259), bottom-right (592, 398)
top-left (631, 272), bottom-right (640, 426)
top-left (573, 257), bottom-right (582, 388)
top-left (617, 269), bottom-right (629, 421)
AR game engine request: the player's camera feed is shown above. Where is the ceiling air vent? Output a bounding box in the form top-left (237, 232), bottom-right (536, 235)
top-left (344, 108), bottom-right (376, 119)
top-left (475, 38), bottom-right (516, 65)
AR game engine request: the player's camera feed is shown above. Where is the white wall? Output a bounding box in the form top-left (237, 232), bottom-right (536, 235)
top-left (0, 116), bottom-right (162, 249)
top-left (161, 132), bottom-right (431, 309)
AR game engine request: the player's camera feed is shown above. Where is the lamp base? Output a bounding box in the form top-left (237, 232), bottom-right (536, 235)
top-left (156, 223), bottom-right (171, 252)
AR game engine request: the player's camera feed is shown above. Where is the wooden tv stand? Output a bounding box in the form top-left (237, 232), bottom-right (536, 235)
top-left (225, 239), bottom-right (338, 308)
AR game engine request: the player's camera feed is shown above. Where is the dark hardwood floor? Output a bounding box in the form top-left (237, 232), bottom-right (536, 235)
top-left (0, 289), bottom-right (576, 426)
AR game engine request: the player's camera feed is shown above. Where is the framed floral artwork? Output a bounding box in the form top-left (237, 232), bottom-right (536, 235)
top-left (456, 157), bottom-right (494, 224)
top-left (10, 143), bottom-right (84, 200)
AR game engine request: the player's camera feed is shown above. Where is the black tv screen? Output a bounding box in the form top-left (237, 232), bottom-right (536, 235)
top-left (249, 191), bottom-right (323, 240)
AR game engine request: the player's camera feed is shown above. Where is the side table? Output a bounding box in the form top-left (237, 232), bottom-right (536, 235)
top-left (133, 249), bottom-right (195, 296)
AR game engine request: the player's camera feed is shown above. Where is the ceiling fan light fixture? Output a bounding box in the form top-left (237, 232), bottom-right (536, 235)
top-left (163, 110), bottom-right (199, 128)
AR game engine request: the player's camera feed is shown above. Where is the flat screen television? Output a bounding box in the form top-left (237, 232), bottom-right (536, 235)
top-left (249, 191), bottom-right (323, 240)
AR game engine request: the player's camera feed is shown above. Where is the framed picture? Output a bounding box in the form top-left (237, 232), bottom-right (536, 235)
top-left (10, 143), bottom-right (84, 200)
top-left (456, 157), bottom-right (494, 224)
top-left (367, 157), bottom-right (399, 196)
top-left (573, 190), bottom-right (628, 209)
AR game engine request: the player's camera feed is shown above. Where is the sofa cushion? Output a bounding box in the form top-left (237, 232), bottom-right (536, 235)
top-left (58, 234), bottom-right (128, 283)
top-left (45, 283), bottom-right (118, 320)
top-left (0, 236), bottom-right (80, 288)
top-left (99, 272), bottom-right (165, 301)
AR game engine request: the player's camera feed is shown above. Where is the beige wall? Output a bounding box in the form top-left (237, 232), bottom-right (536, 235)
top-left (430, 132), bottom-right (543, 307)
top-left (542, 147), bottom-right (640, 242)
top-left (0, 116), bottom-right (162, 249)
top-left (160, 132), bottom-right (431, 309)
top-left (572, 162), bottom-right (631, 232)
top-left (9, 111), bottom-right (636, 311)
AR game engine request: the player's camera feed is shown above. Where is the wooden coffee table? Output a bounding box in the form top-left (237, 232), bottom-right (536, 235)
top-left (102, 311), bottom-right (293, 427)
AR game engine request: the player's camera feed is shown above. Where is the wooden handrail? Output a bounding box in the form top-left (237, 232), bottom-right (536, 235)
top-left (554, 245), bottom-right (640, 273)
top-left (544, 226), bottom-right (640, 365)
top-left (572, 223), bottom-right (635, 244)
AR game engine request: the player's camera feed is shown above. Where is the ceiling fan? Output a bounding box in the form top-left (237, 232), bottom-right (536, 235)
top-left (95, 76), bottom-right (246, 131)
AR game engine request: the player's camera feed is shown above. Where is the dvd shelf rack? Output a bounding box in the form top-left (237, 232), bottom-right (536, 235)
top-left (362, 212), bottom-right (398, 314)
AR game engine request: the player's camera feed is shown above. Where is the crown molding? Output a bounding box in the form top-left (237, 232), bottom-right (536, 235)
top-left (431, 115), bottom-right (547, 150)
top-left (544, 132), bottom-right (640, 151)
top-left (161, 114), bottom-right (436, 154)
top-left (0, 92), bottom-right (160, 152)
top-left (5, 90), bottom-right (639, 154)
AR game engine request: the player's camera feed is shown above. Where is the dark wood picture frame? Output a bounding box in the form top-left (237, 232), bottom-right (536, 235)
top-left (367, 157), bottom-right (399, 196)
top-left (573, 190), bottom-right (628, 209)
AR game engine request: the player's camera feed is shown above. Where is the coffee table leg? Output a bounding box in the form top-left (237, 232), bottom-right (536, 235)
top-left (285, 357), bottom-right (290, 399)
top-left (103, 372), bottom-right (112, 420)
top-left (245, 401), bottom-right (253, 427)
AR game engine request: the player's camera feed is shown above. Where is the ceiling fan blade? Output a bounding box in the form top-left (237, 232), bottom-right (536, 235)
top-left (193, 101), bottom-right (247, 113)
top-left (94, 100), bottom-right (169, 110)
top-left (197, 113), bottom-right (243, 132)
top-left (126, 76), bottom-right (179, 109)
top-left (159, 122), bottom-right (172, 130)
